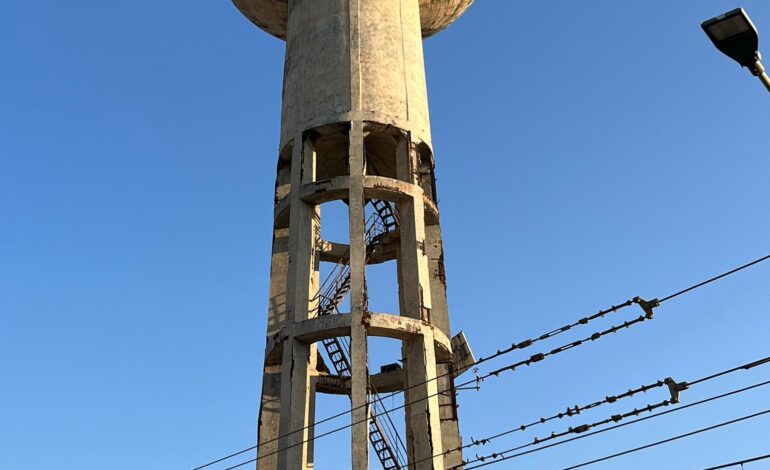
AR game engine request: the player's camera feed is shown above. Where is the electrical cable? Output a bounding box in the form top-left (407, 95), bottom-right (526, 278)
top-left (446, 354), bottom-right (770, 469)
top-left (412, 378), bottom-right (672, 467)
top-left (658, 254), bottom-right (770, 303)
top-left (562, 409), bottom-right (770, 469)
top-left (215, 309), bottom-right (656, 470)
top-left (193, 253), bottom-right (770, 470)
top-left (461, 379), bottom-right (770, 469)
top-left (703, 453), bottom-right (770, 470)
top-left (193, 297), bottom-right (642, 470)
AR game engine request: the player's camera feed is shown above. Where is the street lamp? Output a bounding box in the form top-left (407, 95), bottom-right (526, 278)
top-left (702, 8), bottom-right (770, 93)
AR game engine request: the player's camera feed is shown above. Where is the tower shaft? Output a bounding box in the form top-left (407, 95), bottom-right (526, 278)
top-left (240, 0), bottom-right (472, 468)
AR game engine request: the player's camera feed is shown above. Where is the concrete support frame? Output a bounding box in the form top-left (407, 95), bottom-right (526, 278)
top-left (256, 129), bottom-right (465, 470)
top-left (395, 137), bottom-right (444, 469)
top-left (239, 0), bottom-right (476, 467)
top-left (348, 121), bottom-right (370, 469)
top-left (277, 134), bottom-right (318, 469)
top-left (425, 223), bottom-right (464, 469)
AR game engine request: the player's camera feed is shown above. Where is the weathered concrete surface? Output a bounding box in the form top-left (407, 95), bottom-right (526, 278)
top-left (276, 135), bottom-right (319, 469)
top-left (275, 0), bottom-right (433, 148)
top-left (241, 0), bottom-right (471, 468)
top-left (348, 121), bottom-right (370, 469)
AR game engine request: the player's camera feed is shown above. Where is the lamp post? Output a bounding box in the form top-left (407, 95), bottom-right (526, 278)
top-left (702, 8), bottom-right (770, 93)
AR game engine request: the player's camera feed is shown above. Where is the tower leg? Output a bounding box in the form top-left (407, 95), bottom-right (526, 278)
top-left (398, 184), bottom-right (444, 469)
top-left (276, 133), bottom-right (318, 469)
top-left (348, 121), bottom-right (370, 470)
top-left (256, 224), bottom-right (291, 470)
top-left (307, 377), bottom-right (317, 468)
top-left (404, 330), bottom-right (444, 469)
top-left (256, 364), bottom-right (283, 470)
top-left (425, 225), bottom-right (464, 469)
top-left (437, 363), bottom-right (463, 469)
top-left (277, 339), bottom-right (313, 469)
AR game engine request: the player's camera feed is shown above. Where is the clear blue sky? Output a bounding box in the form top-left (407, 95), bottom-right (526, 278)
top-left (2, 1), bottom-right (769, 469)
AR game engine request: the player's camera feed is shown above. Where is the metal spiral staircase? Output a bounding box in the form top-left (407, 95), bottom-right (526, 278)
top-left (315, 199), bottom-right (407, 470)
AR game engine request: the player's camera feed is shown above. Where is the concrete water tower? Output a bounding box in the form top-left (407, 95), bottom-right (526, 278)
top-left (232, 0), bottom-right (475, 468)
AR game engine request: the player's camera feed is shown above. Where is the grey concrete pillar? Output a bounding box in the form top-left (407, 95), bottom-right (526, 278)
top-left (256, 223), bottom-right (290, 469)
top-left (398, 186), bottom-right (444, 469)
top-left (256, 364), bottom-right (283, 470)
top-left (403, 330), bottom-right (444, 470)
top-left (276, 135), bottom-right (318, 469)
top-left (348, 121), bottom-right (370, 469)
top-left (307, 377), bottom-right (317, 469)
top-left (425, 224), bottom-right (464, 469)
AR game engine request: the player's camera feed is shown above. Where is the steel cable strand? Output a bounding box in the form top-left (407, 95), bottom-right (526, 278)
top-left (193, 296), bottom-right (646, 469)
top-left (222, 311), bottom-right (661, 469)
top-left (461, 380), bottom-right (770, 469)
top-left (411, 375), bottom-right (676, 467)
top-left (452, 354), bottom-right (770, 469)
top-left (193, 252), bottom-right (770, 470)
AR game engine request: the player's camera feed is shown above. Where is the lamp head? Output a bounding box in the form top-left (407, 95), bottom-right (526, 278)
top-left (702, 8), bottom-right (760, 71)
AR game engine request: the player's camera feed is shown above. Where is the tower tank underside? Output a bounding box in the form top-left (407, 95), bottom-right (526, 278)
top-left (233, 0), bottom-right (474, 39)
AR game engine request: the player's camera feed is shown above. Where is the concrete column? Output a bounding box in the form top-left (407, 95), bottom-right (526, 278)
top-left (256, 222), bottom-right (291, 469)
top-left (395, 132), bottom-right (415, 184)
top-left (398, 188), bottom-right (431, 322)
top-left (348, 121), bottom-right (369, 469)
top-left (424, 223), bottom-right (464, 468)
top-left (277, 134), bottom-right (318, 469)
top-left (436, 363), bottom-right (463, 469)
top-left (256, 364), bottom-right (282, 470)
top-left (404, 329), bottom-right (444, 470)
top-left (307, 377), bottom-right (317, 469)
top-left (398, 188), bottom-right (443, 468)
top-left (277, 339), bottom-right (311, 469)
top-left (424, 225), bottom-right (449, 336)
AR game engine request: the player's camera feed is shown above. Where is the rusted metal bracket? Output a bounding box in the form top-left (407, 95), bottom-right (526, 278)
top-left (664, 377), bottom-right (689, 404)
top-left (633, 296), bottom-right (660, 319)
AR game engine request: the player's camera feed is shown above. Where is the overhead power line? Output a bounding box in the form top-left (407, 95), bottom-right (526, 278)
top-left (703, 453), bottom-right (770, 470)
top-left (194, 297), bottom-right (646, 470)
top-left (658, 253), bottom-right (770, 303)
top-left (413, 377), bottom-right (674, 467)
top-left (461, 379), bottom-right (770, 469)
top-left (562, 409), bottom-right (770, 469)
top-left (448, 354), bottom-right (770, 469)
top-left (689, 357), bottom-right (770, 386)
top-left (225, 306), bottom-right (657, 469)
top-left (193, 252), bottom-right (770, 470)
